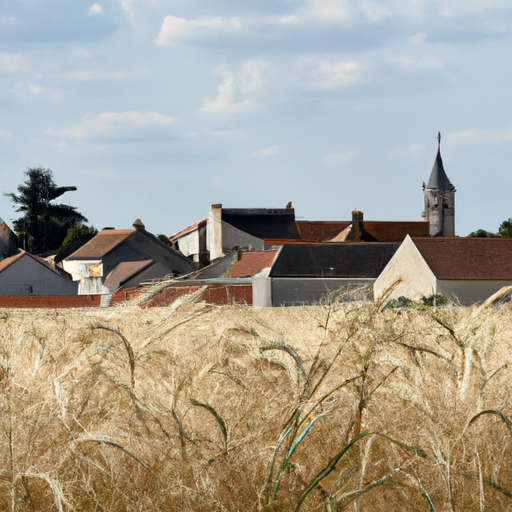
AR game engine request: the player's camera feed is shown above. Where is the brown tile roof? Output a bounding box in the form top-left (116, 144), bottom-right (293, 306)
top-left (66, 229), bottom-right (134, 259)
top-left (332, 221), bottom-right (429, 242)
top-left (0, 250), bottom-right (69, 278)
top-left (412, 237), bottom-right (512, 280)
top-left (296, 221), bottom-right (350, 241)
top-left (224, 250), bottom-right (279, 278)
top-left (170, 216), bottom-right (208, 240)
top-left (0, 251), bottom-right (24, 272)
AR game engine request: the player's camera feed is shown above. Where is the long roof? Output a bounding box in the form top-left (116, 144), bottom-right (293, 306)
top-left (332, 221), bottom-right (429, 242)
top-left (270, 243), bottom-right (400, 278)
top-left (412, 237), bottom-right (512, 280)
top-left (66, 229), bottom-right (134, 259)
top-left (224, 250), bottom-right (278, 278)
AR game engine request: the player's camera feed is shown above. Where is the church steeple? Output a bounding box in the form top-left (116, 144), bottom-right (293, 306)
top-left (427, 133), bottom-right (455, 190)
top-left (422, 133), bottom-right (456, 237)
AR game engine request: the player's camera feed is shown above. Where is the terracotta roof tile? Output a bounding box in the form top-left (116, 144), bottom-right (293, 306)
top-left (412, 237), bottom-right (512, 280)
top-left (170, 217), bottom-right (208, 240)
top-left (296, 221), bottom-right (350, 241)
top-left (66, 229), bottom-right (134, 259)
top-left (224, 250), bottom-right (279, 278)
top-left (331, 221), bottom-right (429, 242)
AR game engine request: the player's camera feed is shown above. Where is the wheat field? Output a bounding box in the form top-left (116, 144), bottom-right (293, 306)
top-left (0, 294), bottom-right (512, 511)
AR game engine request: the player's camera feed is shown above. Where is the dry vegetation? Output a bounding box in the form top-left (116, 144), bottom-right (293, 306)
top-left (1, 294), bottom-right (512, 511)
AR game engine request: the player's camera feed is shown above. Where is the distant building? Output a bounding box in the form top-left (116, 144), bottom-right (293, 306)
top-left (374, 236), bottom-right (512, 306)
top-left (0, 251), bottom-right (77, 295)
top-left (63, 219), bottom-right (196, 296)
top-left (422, 133), bottom-right (456, 237)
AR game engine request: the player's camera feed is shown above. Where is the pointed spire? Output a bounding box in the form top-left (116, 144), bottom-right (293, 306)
top-left (426, 132), bottom-right (455, 190)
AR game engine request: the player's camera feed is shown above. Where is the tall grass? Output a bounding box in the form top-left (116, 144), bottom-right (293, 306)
top-left (0, 298), bottom-right (511, 510)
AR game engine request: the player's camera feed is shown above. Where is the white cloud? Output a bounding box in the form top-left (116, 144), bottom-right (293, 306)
top-left (10, 82), bottom-right (55, 103)
top-left (0, 52), bottom-right (23, 72)
top-left (200, 59), bottom-right (266, 116)
top-left (296, 56), bottom-right (369, 90)
top-left (301, 0), bottom-right (353, 22)
top-left (253, 146), bottom-right (281, 157)
top-left (446, 128), bottom-right (512, 145)
top-left (156, 15), bottom-right (243, 46)
top-left (64, 69), bottom-right (145, 81)
top-left (387, 55), bottom-right (442, 71)
top-left (45, 111), bottom-right (178, 143)
top-left (408, 143), bottom-right (426, 154)
top-left (89, 4), bottom-right (103, 16)
top-left (69, 48), bottom-right (92, 60)
top-left (323, 150), bottom-right (358, 166)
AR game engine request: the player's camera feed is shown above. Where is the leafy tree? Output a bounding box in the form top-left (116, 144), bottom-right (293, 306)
top-left (468, 218), bottom-right (512, 238)
top-left (54, 224), bottom-right (98, 263)
top-left (467, 229), bottom-right (499, 238)
top-left (498, 218), bottom-right (512, 238)
top-left (4, 167), bottom-right (88, 254)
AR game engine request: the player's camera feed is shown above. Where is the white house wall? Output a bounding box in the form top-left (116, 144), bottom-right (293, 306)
top-left (437, 280), bottom-right (512, 306)
top-left (374, 235), bottom-right (437, 302)
top-left (176, 229), bottom-right (201, 262)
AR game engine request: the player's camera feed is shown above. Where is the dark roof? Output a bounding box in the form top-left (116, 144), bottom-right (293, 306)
top-left (224, 250), bottom-right (278, 278)
top-left (426, 149), bottom-right (455, 190)
top-left (66, 229), bottom-right (134, 259)
top-left (270, 243), bottom-right (400, 278)
top-left (412, 237), bottom-right (512, 280)
top-left (104, 260), bottom-right (154, 292)
top-left (222, 208), bottom-right (301, 239)
top-left (188, 251), bottom-right (239, 279)
top-left (296, 221), bottom-right (350, 242)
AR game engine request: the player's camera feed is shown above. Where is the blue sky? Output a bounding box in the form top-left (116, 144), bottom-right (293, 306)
top-left (1, 0), bottom-right (512, 237)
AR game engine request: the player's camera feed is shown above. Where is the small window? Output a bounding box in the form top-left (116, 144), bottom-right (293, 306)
top-left (24, 285), bottom-right (33, 295)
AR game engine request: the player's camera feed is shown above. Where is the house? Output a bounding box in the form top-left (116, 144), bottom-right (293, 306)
top-left (0, 218), bottom-right (19, 260)
top-left (0, 250), bottom-right (78, 295)
top-left (171, 204), bottom-right (301, 264)
top-left (62, 219), bottom-right (196, 295)
top-left (374, 236), bottom-right (512, 306)
top-left (254, 243), bottom-right (400, 306)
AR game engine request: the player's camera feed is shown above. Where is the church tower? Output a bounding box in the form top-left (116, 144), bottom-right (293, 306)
top-left (422, 133), bottom-right (456, 237)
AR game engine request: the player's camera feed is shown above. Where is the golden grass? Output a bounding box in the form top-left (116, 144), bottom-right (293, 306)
top-left (0, 298), bottom-right (512, 510)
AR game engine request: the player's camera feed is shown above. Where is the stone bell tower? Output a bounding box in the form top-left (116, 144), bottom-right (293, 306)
top-left (422, 133), bottom-right (456, 237)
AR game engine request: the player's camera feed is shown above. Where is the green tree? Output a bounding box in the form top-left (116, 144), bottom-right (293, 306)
top-left (498, 218), bottom-right (512, 238)
top-left (4, 167), bottom-right (88, 254)
top-left (54, 224), bottom-right (98, 263)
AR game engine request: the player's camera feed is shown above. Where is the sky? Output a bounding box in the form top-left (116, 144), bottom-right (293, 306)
top-left (1, 0), bottom-right (512, 238)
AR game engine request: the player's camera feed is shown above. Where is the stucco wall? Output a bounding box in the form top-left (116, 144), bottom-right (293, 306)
top-left (437, 280), bottom-right (512, 306)
top-left (0, 254), bottom-right (78, 295)
top-left (271, 278), bottom-right (374, 306)
top-left (374, 235), bottom-right (437, 302)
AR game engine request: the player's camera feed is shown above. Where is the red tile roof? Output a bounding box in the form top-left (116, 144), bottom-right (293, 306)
top-left (412, 237), bottom-right (512, 280)
top-left (296, 221), bottom-right (350, 242)
top-left (224, 250), bottom-right (278, 278)
top-left (66, 229), bottom-right (134, 259)
top-left (170, 216), bottom-right (208, 240)
top-left (332, 221), bottom-right (429, 242)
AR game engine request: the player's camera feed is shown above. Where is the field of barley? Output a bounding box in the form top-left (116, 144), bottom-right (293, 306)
top-left (1, 293), bottom-right (512, 511)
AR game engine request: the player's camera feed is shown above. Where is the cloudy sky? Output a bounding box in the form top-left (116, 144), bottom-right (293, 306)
top-left (2, 0), bottom-right (512, 237)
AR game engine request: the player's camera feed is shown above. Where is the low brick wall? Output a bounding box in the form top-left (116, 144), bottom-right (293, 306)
top-left (141, 284), bottom-right (252, 308)
top-left (0, 295), bottom-right (102, 308)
